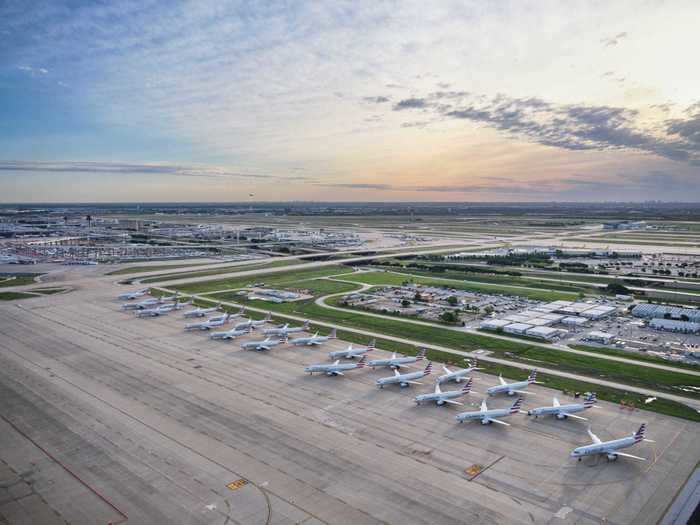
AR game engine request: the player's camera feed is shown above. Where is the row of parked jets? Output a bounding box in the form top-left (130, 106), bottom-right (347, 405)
top-left (119, 288), bottom-right (653, 462)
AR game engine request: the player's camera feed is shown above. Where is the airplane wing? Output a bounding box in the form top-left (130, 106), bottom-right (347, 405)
top-left (434, 382), bottom-right (441, 394)
top-left (406, 381), bottom-right (423, 385)
top-left (444, 399), bottom-right (464, 406)
top-left (498, 375), bottom-right (507, 386)
top-left (612, 451), bottom-right (647, 461)
top-left (480, 399), bottom-right (488, 412)
top-left (259, 345), bottom-right (270, 351)
top-left (587, 428), bottom-right (602, 444)
top-left (553, 397), bottom-right (560, 407)
top-left (333, 360), bottom-right (340, 366)
top-left (334, 371), bottom-right (345, 376)
top-left (442, 365), bottom-right (451, 374)
top-left (393, 368), bottom-right (401, 377)
top-left (486, 418), bottom-right (510, 426)
top-left (510, 389), bottom-right (533, 395)
top-left (564, 413), bottom-right (588, 421)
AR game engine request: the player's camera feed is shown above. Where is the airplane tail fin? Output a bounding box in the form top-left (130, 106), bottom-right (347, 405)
top-left (367, 338), bottom-right (376, 349)
top-left (462, 378), bottom-right (473, 395)
top-left (357, 355), bottom-right (367, 368)
top-left (329, 328), bottom-right (337, 339)
top-left (423, 362), bottom-right (433, 376)
top-left (527, 369), bottom-right (537, 383)
top-left (583, 392), bottom-right (597, 408)
top-left (303, 320), bottom-right (310, 328)
top-left (416, 348), bottom-right (427, 361)
top-left (633, 423), bottom-right (647, 443)
top-left (510, 397), bottom-right (524, 414)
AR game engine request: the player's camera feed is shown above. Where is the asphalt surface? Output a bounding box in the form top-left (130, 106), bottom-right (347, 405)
top-left (2, 276), bottom-right (697, 524)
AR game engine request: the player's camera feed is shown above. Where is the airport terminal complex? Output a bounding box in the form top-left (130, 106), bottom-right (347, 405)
top-left (1, 203), bottom-right (700, 525)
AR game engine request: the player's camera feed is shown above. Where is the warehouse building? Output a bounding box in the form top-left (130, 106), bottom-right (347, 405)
top-left (631, 304), bottom-right (700, 323)
top-left (480, 319), bottom-right (511, 331)
top-left (503, 323), bottom-right (533, 336)
top-left (649, 319), bottom-right (700, 334)
top-left (561, 316), bottom-right (589, 327)
top-left (526, 326), bottom-right (566, 341)
top-left (582, 331), bottom-right (616, 345)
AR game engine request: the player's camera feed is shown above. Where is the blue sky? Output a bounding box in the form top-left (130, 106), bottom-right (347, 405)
top-left (2, 0), bottom-right (699, 202)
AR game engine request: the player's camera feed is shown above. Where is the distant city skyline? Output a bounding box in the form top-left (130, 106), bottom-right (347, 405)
top-left (2, 1), bottom-right (699, 202)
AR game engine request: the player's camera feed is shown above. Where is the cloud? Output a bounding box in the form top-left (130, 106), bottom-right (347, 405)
top-left (601, 31), bottom-right (628, 46)
top-left (362, 96), bottom-right (390, 104)
top-left (0, 160), bottom-right (299, 180)
top-left (17, 65), bottom-right (48, 76)
top-left (387, 90), bottom-right (700, 165)
top-left (393, 98), bottom-right (429, 110)
top-left (316, 182), bottom-right (393, 190)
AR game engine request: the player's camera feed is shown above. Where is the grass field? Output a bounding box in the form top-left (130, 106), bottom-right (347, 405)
top-left (374, 265), bottom-right (599, 294)
top-left (31, 288), bottom-right (66, 295)
top-left (0, 291), bottom-right (35, 300)
top-left (0, 274), bottom-right (41, 287)
top-left (340, 270), bottom-right (582, 302)
top-left (141, 258), bottom-right (299, 284)
top-left (173, 265), bottom-right (354, 294)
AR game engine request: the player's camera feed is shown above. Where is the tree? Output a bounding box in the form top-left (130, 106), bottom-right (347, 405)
top-left (447, 295), bottom-right (459, 306)
top-left (605, 282), bottom-right (630, 295)
top-left (484, 305), bottom-right (494, 315)
top-left (440, 311), bottom-right (459, 323)
top-left (401, 299), bottom-right (411, 308)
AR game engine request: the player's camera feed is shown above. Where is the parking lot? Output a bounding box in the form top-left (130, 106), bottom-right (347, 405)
top-left (0, 282), bottom-right (698, 524)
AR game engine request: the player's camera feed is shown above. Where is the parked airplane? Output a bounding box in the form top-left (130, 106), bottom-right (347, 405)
top-left (240, 335), bottom-right (287, 351)
top-left (415, 378), bottom-right (473, 406)
top-left (119, 288), bottom-right (149, 300)
top-left (328, 339), bottom-right (375, 360)
top-left (136, 303), bottom-right (177, 317)
top-left (527, 393), bottom-right (597, 420)
top-left (455, 397), bottom-right (523, 425)
top-left (376, 362), bottom-right (432, 388)
top-left (122, 297), bottom-right (161, 310)
top-left (185, 313), bottom-right (231, 331)
top-left (305, 355), bottom-right (368, 376)
top-left (159, 292), bottom-right (180, 302)
top-left (263, 320), bottom-right (309, 336)
top-left (172, 300), bottom-right (193, 310)
top-left (368, 348), bottom-right (426, 369)
top-left (183, 304), bottom-right (222, 318)
top-left (290, 328), bottom-right (336, 346)
top-left (234, 312), bottom-right (272, 331)
top-left (571, 424), bottom-right (652, 462)
top-left (486, 370), bottom-right (537, 396)
top-left (437, 360), bottom-right (483, 383)
top-left (209, 326), bottom-right (250, 340)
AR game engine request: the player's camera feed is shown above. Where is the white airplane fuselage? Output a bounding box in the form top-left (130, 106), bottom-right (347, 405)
top-left (305, 362), bottom-right (361, 375)
top-left (455, 407), bottom-right (513, 424)
top-left (528, 403), bottom-right (588, 419)
top-left (571, 436), bottom-right (639, 459)
top-left (368, 356), bottom-right (419, 368)
top-left (437, 368), bottom-right (476, 383)
top-left (415, 390), bottom-right (463, 405)
top-left (328, 347), bottom-right (371, 360)
top-left (377, 370), bottom-right (425, 388)
top-left (487, 379), bottom-right (531, 396)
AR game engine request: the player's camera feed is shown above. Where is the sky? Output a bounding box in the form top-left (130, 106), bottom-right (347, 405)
top-left (1, 0), bottom-right (699, 202)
